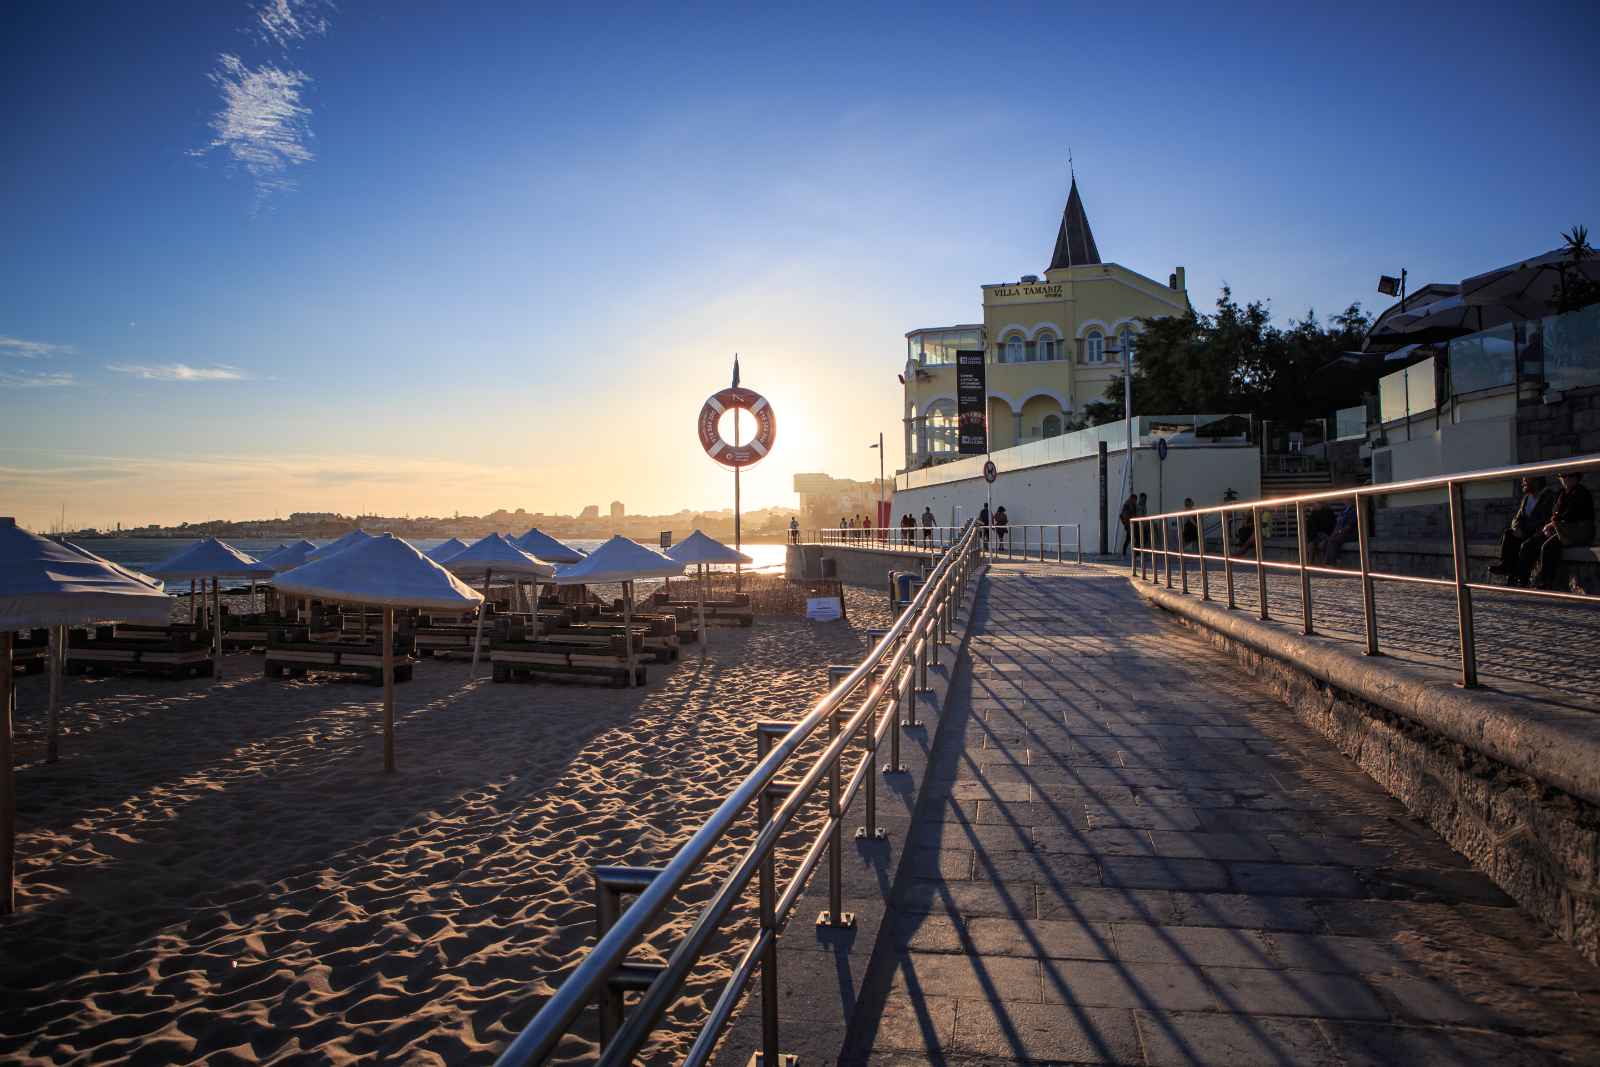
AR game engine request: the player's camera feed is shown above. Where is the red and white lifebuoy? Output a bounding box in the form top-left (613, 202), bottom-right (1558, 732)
top-left (697, 387), bottom-right (776, 468)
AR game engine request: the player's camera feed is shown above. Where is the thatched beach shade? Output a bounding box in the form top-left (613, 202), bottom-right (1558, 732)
top-left (552, 536), bottom-right (682, 688)
top-left (148, 538), bottom-right (274, 677)
top-left (665, 530), bottom-right (752, 658)
top-left (424, 538), bottom-right (468, 564)
top-left (0, 516), bottom-right (172, 913)
top-left (273, 535), bottom-right (482, 772)
top-left (443, 534), bottom-right (554, 676)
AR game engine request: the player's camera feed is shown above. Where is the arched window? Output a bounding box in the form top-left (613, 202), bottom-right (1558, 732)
top-left (926, 401), bottom-right (958, 453)
top-left (1042, 414), bottom-right (1062, 438)
top-left (1085, 330), bottom-right (1104, 363)
top-left (1036, 332), bottom-right (1057, 362)
top-left (1119, 327), bottom-right (1136, 364)
top-left (1004, 335), bottom-right (1024, 364)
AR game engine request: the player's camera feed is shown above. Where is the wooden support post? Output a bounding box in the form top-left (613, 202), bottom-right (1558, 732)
top-left (383, 607), bottom-right (396, 773)
top-left (212, 576), bottom-right (222, 677)
top-left (471, 568), bottom-right (492, 676)
top-left (47, 625), bottom-right (62, 764)
top-left (1, 631), bottom-right (13, 914)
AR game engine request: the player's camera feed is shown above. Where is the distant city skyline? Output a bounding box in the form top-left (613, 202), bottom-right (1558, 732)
top-left (4, 1), bottom-right (1598, 532)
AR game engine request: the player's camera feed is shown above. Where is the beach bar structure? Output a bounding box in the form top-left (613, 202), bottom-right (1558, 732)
top-left (0, 516), bottom-right (172, 913)
top-left (273, 534), bottom-right (481, 772)
top-left (148, 538), bottom-right (275, 677)
top-left (552, 536), bottom-right (682, 688)
top-left (443, 533), bottom-right (554, 675)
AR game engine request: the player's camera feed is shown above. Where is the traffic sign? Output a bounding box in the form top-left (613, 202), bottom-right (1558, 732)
top-left (983, 460), bottom-right (998, 484)
top-left (1156, 438), bottom-right (1169, 462)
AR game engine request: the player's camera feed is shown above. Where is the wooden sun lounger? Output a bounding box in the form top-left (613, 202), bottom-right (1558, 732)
top-left (264, 636), bottom-right (417, 684)
top-left (66, 628), bottom-right (214, 679)
top-left (489, 640), bottom-right (646, 687)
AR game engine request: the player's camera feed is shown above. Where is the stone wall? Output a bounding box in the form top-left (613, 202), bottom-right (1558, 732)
top-left (1518, 382), bottom-right (1600, 464)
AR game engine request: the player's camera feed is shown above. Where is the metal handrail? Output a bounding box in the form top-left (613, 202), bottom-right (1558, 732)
top-left (818, 524), bottom-right (1083, 564)
top-left (1130, 453), bottom-right (1600, 687)
top-left (494, 520), bottom-right (982, 1067)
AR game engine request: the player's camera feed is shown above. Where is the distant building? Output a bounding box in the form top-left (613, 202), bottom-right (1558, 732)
top-left (902, 178), bottom-right (1191, 470)
top-left (579, 505), bottom-right (600, 521)
top-left (794, 473), bottom-right (890, 532)
top-left (610, 501), bottom-right (625, 520)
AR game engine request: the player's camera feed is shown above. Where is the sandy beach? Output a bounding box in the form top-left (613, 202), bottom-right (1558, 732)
top-left (1, 586), bottom-right (892, 1064)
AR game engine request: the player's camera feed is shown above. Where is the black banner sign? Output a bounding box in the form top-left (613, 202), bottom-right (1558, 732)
top-left (956, 350), bottom-right (987, 454)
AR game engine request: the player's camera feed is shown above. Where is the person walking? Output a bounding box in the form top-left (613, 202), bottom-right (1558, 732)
top-left (1118, 493), bottom-right (1137, 557)
top-left (863, 512), bottom-right (874, 546)
top-left (978, 503), bottom-right (991, 550)
top-left (993, 505), bottom-right (1010, 551)
top-left (921, 506), bottom-right (935, 548)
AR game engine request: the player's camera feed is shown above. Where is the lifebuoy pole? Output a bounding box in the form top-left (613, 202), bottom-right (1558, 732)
top-left (734, 404), bottom-right (742, 594)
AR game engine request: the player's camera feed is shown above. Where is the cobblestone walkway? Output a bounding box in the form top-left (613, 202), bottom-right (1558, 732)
top-left (855, 564), bottom-right (1600, 1065)
top-left (1129, 556), bottom-right (1600, 704)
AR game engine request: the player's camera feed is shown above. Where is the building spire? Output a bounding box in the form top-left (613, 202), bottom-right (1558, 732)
top-left (1048, 175), bottom-right (1100, 271)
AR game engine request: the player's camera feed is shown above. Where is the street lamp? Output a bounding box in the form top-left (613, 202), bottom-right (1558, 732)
top-left (869, 433), bottom-right (885, 544)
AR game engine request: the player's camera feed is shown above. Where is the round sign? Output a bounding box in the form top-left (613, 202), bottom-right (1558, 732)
top-left (983, 460), bottom-right (998, 484)
top-left (697, 387), bottom-right (776, 468)
top-left (1156, 438), bottom-right (1169, 462)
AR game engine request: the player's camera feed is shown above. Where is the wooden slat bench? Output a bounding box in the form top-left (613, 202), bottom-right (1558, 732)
top-left (264, 633), bottom-right (416, 684)
top-left (489, 639), bottom-right (646, 687)
top-left (66, 627), bottom-right (213, 679)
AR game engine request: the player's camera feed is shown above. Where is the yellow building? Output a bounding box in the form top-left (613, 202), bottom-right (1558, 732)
top-left (902, 180), bottom-right (1190, 468)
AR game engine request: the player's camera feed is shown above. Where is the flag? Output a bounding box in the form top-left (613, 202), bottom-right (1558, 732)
top-left (731, 354), bottom-right (740, 389)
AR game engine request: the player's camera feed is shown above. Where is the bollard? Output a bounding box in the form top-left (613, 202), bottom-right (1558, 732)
top-left (1447, 481), bottom-right (1478, 687)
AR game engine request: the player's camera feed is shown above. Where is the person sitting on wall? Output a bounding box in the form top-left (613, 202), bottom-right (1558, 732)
top-left (1525, 471), bottom-right (1595, 591)
top-left (921, 506), bottom-right (935, 547)
top-left (1234, 512), bottom-right (1256, 554)
top-left (1118, 493), bottom-right (1137, 557)
top-left (1491, 476), bottom-right (1556, 586)
top-left (1304, 503), bottom-right (1336, 558)
top-left (1323, 499), bottom-right (1358, 566)
top-left (993, 505), bottom-right (1010, 550)
top-left (978, 503), bottom-right (991, 549)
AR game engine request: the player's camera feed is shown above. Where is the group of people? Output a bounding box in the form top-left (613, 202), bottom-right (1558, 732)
top-left (975, 504), bottom-right (1011, 549)
top-left (836, 512), bottom-right (878, 543)
top-left (1492, 471), bottom-right (1594, 590)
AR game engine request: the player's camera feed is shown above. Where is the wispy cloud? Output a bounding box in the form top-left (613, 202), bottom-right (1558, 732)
top-left (0, 369), bottom-right (75, 388)
top-left (254, 0), bottom-right (331, 49)
top-left (0, 335), bottom-right (72, 359)
top-left (196, 54), bottom-right (315, 198)
top-left (107, 362), bottom-right (251, 382)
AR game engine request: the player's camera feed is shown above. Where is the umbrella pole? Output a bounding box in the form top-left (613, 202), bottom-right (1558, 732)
top-left (2, 631), bottom-right (14, 914)
top-left (383, 607), bottom-right (395, 773)
top-left (624, 580), bottom-right (635, 688)
top-left (471, 568), bottom-right (491, 676)
top-left (699, 563), bottom-right (707, 661)
top-left (189, 579), bottom-right (196, 624)
top-left (47, 625), bottom-right (62, 764)
top-left (212, 577), bottom-right (222, 678)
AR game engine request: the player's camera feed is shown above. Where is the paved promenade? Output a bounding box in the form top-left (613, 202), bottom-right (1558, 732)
top-left (849, 563), bottom-right (1600, 1065)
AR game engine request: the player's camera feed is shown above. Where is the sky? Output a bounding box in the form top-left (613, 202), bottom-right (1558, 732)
top-left (3, 1), bottom-right (1598, 532)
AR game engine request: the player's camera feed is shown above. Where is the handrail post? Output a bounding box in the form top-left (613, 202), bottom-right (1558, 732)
top-left (1253, 505), bottom-right (1268, 619)
top-left (1178, 515), bottom-right (1189, 594)
top-left (1447, 480), bottom-right (1478, 687)
top-left (857, 684), bottom-right (886, 840)
top-left (818, 687), bottom-right (854, 928)
top-left (1163, 518), bottom-right (1173, 588)
top-left (1076, 523), bottom-right (1082, 566)
top-left (1355, 494), bottom-right (1379, 656)
top-left (1038, 526), bottom-right (1044, 562)
top-left (754, 728), bottom-right (787, 1067)
top-left (1294, 500), bottom-right (1313, 635)
top-left (592, 866), bottom-right (665, 1049)
top-left (1058, 524), bottom-right (1064, 563)
top-left (1197, 511), bottom-right (1210, 601)
top-left (886, 664), bottom-right (909, 773)
top-left (1221, 510), bottom-right (1235, 608)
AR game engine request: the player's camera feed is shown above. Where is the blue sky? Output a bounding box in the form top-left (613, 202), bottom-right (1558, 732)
top-left (3, 1), bottom-right (1597, 530)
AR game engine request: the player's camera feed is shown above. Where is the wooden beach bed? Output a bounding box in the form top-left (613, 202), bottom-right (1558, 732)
top-left (263, 631), bottom-right (418, 685)
top-left (489, 636), bottom-right (647, 687)
top-left (66, 626), bottom-right (214, 679)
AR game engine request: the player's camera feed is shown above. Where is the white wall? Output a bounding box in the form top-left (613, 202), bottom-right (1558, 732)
top-left (890, 445), bottom-right (1260, 553)
top-left (1376, 415), bottom-right (1516, 486)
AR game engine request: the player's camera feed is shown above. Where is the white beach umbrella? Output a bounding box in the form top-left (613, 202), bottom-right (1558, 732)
top-left (664, 531), bottom-right (752, 656)
top-left (444, 534), bottom-right (555, 675)
top-left (306, 529), bottom-right (373, 562)
top-left (424, 537), bottom-right (468, 563)
top-left (553, 536), bottom-right (682, 688)
top-left (257, 540), bottom-right (321, 624)
top-left (1461, 246), bottom-right (1600, 319)
top-left (513, 527), bottom-right (587, 565)
top-left (0, 516), bottom-right (172, 914)
top-left (273, 534), bottom-right (483, 772)
top-left (149, 538), bottom-right (275, 676)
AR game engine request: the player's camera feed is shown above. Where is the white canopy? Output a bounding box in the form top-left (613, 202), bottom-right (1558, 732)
top-left (424, 537), bottom-right (468, 563)
top-left (306, 529), bottom-right (373, 563)
top-left (514, 527), bottom-right (587, 564)
top-left (0, 517), bottom-right (173, 628)
top-left (259, 539), bottom-right (319, 572)
top-left (273, 533), bottom-right (484, 611)
top-left (1461, 247), bottom-right (1600, 318)
top-left (664, 530), bottom-right (753, 566)
top-left (148, 537), bottom-right (274, 582)
top-left (445, 533), bottom-right (555, 579)
top-left (553, 535), bottom-right (683, 585)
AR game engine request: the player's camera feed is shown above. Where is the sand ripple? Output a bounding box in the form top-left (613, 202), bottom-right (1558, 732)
top-left (1, 589), bottom-right (891, 1064)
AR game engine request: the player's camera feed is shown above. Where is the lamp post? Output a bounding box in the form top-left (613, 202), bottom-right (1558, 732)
top-left (869, 433), bottom-right (885, 543)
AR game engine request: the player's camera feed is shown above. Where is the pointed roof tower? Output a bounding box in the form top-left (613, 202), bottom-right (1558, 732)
top-left (1048, 178), bottom-right (1101, 271)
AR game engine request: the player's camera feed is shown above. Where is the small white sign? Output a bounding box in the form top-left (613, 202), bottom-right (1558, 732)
top-left (806, 596), bottom-right (843, 621)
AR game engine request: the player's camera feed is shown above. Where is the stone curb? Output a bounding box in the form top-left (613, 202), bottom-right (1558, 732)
top-left (1129, 577), bottom-right (1600, 807)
